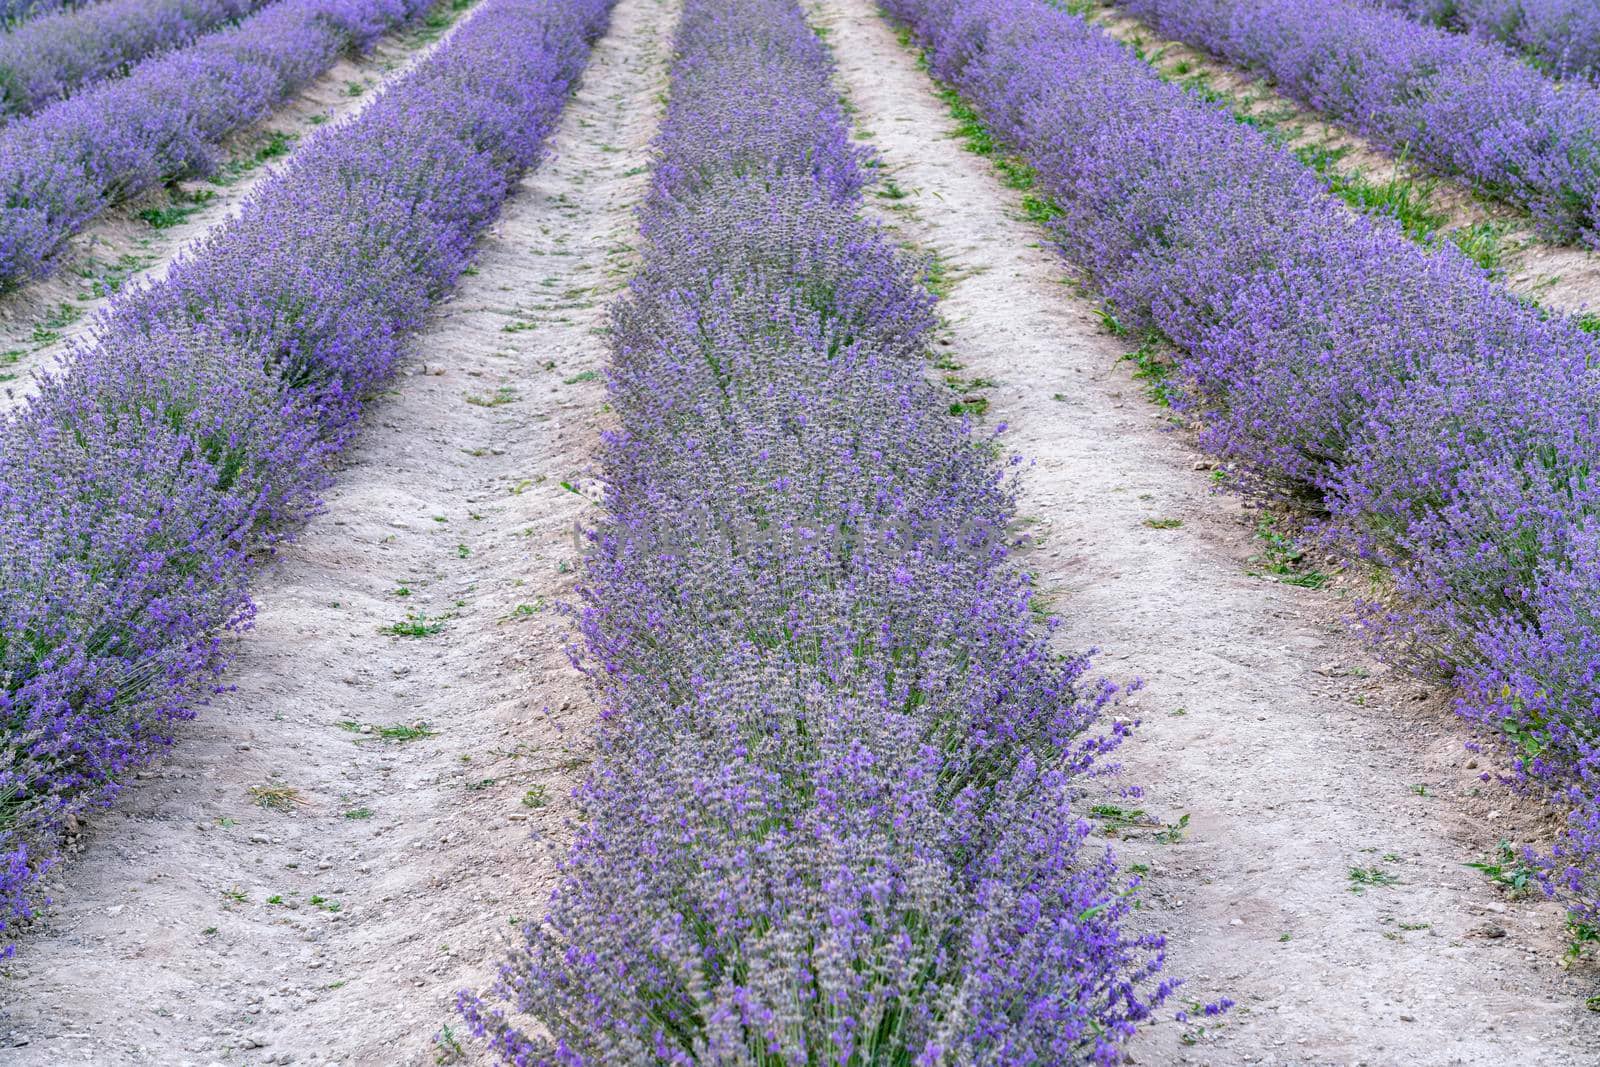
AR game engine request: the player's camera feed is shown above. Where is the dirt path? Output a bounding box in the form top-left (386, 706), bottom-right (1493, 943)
top-left (1076, 0), bottom-right (1600, 316)
top-left (0, 0), bottom-right (672, 1061)
top-left (816, 0), bottom-right (1597, 1062)
top-left (0, 1), bottom-right (484, 413)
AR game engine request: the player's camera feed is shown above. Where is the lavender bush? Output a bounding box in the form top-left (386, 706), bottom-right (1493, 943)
top-left (886, 0), bottom-right (1600, 924)
top-left (0, 0), bottom-right (613, 951)
top-left (0, 0), bottom-right (274, 119)
top-left (458, 0), bottom-right (1174, 1061)
top-left (0, 0), bottom-right (428, 291)
top-left (1116, 0), bottom-right (1600, 247)
top-left (0, 0), bottom-right (73, 26)
top-left (1383, 0), bottom-right (1600, 82)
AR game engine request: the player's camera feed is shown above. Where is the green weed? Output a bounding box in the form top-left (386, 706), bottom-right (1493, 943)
top-left (1465, 839), bottom-right (1539, 899)
top-left (1247, 513), bottom-right (1329, 589)
top-left (1348, 865), bottom-right (1400, 893)
top-left (382, 612), bottom-right (445, 637)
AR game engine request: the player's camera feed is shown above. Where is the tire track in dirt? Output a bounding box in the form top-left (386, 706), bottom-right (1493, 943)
top-left (0, 0), bottom-right (485, 413)
top-left (815, 0), bottom-right (1597, 1062)
top-left (0, 0), bottom-right (673, 1061)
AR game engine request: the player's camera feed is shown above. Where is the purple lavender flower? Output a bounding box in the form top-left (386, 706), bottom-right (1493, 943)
top-left (886, 0), bottom-right (1600, 934)
top-left (0, 0), bottom-right (431, 290)
top-left (1119, 0), bottom-right (1600, 246)
top-left (0, 0), bottom-right (614, 953)
top-left (0, 0), bottom-right (275, 118)
top-left (1383, 0), bottom-right (1600, 83)
top-left (0, 0), bottom-right (73, 26)
top-left (459, 0), bottom-right (1172, 1060)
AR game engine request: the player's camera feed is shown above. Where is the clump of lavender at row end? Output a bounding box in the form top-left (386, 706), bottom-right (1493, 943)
top-left (457, 0), bottom-right (1177, 1061)
top-left (0, 0), bottom-right (273, 119)
top-left (1118, 0), bottom-right (1600, 247)
top-left (0, 0), bottom-right (616, 952)
top-left (0, 0), bottom-right (429, 291)
top-left (885, 0), bottom-right (1600, 924)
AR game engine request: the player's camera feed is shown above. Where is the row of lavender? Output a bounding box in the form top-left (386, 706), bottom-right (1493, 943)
top-left (0, 0), bottom-right (273, 119)
top-left (0, 0), bottom-right (427, 291)
top-left (887, 0), bottom-right (1600, 919)
top-left (1383, 0), bottom-right (1600, 82)
top-left (458, 0), bottom-right (1172, 1060)
top-left (1115, 0), bottom-right (1600, 248)
top-left (0, 0), bottom-right (612, 949)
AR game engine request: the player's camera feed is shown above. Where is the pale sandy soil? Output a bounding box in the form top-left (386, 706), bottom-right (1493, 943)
top-left (0, 0), bottom-right (672, 1061)
top-left (816, 0), bottom-right (1599, 1062)
top-left (0, 1), bottom-right (486, 411)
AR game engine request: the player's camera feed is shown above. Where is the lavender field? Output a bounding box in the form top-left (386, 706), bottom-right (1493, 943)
top-left (0, 0), bottom-right (1599, 1062)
